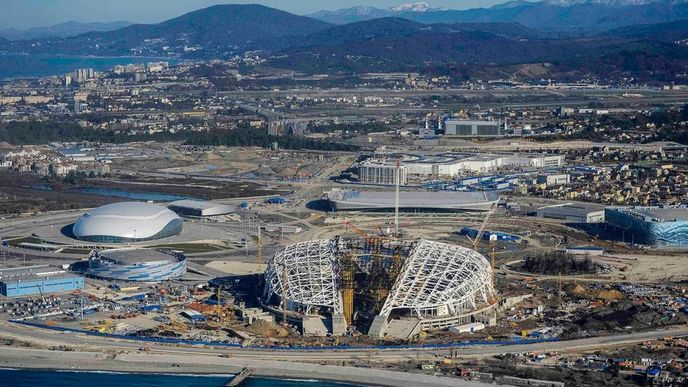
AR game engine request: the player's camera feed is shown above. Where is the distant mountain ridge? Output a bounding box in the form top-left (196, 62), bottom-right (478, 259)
top-left (1, 4), bottom-right (331, 57)
top-left (0, 21), bottom-right (132, 41)
top-left (310, 0), bottom-right (688, 33)
top-left (308, 2), bottom-right (446, 24)
top-left (0, 2), bottom-right (685, 82)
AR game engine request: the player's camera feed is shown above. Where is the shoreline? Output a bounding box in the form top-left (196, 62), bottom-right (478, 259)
top-left (0, 367), bottom-right (358, 386)
top-left (0, 346), bottom-right (484, 387)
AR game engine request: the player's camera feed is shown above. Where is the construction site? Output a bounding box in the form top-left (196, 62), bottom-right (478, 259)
top-left (5, 154), bottom-right (688, 386)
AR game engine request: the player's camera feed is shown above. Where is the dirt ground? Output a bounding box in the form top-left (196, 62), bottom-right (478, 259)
top-left (598, 253), bottom-right (688, 282)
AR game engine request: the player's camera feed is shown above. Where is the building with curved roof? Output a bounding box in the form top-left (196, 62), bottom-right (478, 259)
top-left (263, 237), bottom-right (495, 337)
top-left (72, 202), bottom-right (182, 243)
top-left (324, 189), bottom-right (499, 212)
top-left (605, 206), bottom-right (688, 246)
top-left (167, 200), bottom-right (235, 218)
top-left (86, 248), bottom-right (186, 281)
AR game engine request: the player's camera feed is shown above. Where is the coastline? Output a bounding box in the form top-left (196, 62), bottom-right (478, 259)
top-left (0, 346), bottom-right (487, 387)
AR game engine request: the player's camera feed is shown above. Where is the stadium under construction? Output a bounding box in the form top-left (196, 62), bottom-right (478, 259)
top-left (261, 234), bottom-right (499, 338)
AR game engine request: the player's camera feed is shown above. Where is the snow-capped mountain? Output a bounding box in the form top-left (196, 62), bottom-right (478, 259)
top-left (310, 0), bottom-right (688, 32)
top-left (390, 2), bottom-right (447, 12)
top-left (309, 2), bottom-right (447, 24)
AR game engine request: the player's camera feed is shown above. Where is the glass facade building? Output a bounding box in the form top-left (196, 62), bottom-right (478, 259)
top-left (605, 206), bottom-right (688, 246)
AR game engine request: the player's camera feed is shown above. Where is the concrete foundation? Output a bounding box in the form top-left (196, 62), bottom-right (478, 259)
top-left (302, 316), bottom-right (328, 336)
top-left (368, 315), bottom-right (389, 337)
top-left (331, 314), bottom-right (347, 336)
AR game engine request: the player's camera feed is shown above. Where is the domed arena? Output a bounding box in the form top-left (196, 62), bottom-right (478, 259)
top-left (72, 202), bottom-right (183, 243)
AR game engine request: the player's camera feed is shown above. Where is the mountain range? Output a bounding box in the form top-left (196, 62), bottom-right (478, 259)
top-left (0, 21), bottom-right (132, 41)
top-left (0, 5), bottom-right (330, 58)
top-left (0, 2), bottom-right (686, 82)
top-left (310, 0), bottom-right (688, 33)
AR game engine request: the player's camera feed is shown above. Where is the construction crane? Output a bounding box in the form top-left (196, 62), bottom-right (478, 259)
top-left (470, 202), bottom-right (500, 305)
top-left (343, 220), bottom-right (384, 244)
top-left (471, 203), bottom-right (498, 250)
top-left (214, 284), bottom-right (224, 315)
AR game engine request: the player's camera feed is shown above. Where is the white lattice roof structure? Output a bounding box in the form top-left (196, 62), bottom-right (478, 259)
top-left (379, 239), bottom-right (494, 318)
top-left (264, 239), bottom-right (343, 315)
top-left (263, 238), bottom-right (494, 321)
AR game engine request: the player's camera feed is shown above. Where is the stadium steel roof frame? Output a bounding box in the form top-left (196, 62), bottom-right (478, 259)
top-left (378, 239), bottom-right (495, 319)
top-left (264, 238), bottom-right (494, 321)
top-left (264, 239), bottom-right (344, 315)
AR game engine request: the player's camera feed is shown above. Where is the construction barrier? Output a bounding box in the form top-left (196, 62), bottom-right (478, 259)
top-left (11, 319), bottom-right (560, 351)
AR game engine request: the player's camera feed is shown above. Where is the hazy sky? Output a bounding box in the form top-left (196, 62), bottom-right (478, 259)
top-left (1, 0), bottom-right (511, 29)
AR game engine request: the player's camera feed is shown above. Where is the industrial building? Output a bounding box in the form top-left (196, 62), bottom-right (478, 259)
top-left (504, 154), bottom-right (565, 168)
top-left (167, 199), bottom-right (235, 217)
top-left (324, 189), bottom-right (499, 212)
top-left (605, 206), bottom-right (688, 246)
top-left (444, 119), bottom-right (503, 136)
top-left (537, 173), bottom-right (571, 186)
top-left (72, 202), bottom-right (183, 243)
top-left (0, 265), bottom-right (84, 297)
top-left (536, 203), bottom-right (606, 223)
top-left (400, 154), bottom-right (504, 177)
top-left (262, 238), bottom-right (495, 337)
top-left (86, 248), bottom-right (187, 281)
top-left (357, 153), bottom-right (564, 182)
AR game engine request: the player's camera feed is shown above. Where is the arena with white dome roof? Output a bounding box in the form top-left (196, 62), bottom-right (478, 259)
top-left (72, 202), bottom-right (183, 243)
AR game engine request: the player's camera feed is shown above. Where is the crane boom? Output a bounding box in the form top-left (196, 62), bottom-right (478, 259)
top-left (472, 203), bottom-right (497, 249)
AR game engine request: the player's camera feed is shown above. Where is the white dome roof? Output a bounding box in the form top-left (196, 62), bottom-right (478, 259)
top-left (73, 202), bottom-right (182, 242)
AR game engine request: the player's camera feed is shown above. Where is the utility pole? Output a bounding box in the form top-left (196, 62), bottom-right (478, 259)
top-left (394, 158), bottom-right (400, 238)
top-left (557, 273), bottom-right (563, 309)
top-left (257, 227), bottom-right (263, 267)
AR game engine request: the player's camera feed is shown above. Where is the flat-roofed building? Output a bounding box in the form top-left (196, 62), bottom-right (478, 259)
top-left (537, 173), bottom-right (571, 186)
top-left (537, 203), bottom-right (606, 223)
top-left (444, 119), bottom-right (502, 136)
top-left (0, 265), bottom-right (84, 297)
top-left (505, 154), bottom-right (565, 168)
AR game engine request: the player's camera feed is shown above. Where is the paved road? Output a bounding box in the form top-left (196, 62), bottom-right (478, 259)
top-left (2, 321), bottom-right (687, 387)
top-left (2, 321), bottom-right (688, 363)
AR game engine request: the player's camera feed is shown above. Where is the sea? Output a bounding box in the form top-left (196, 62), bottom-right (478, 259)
top-left (0, 54), bottom-right (182, 79)
top-left (0, 369), bottom-right (361, 387)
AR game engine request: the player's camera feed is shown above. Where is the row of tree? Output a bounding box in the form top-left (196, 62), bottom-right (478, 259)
top-left (521, 251), bottom-right (598, 275)
top-left (0, 120), bottom-right (359, 152)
